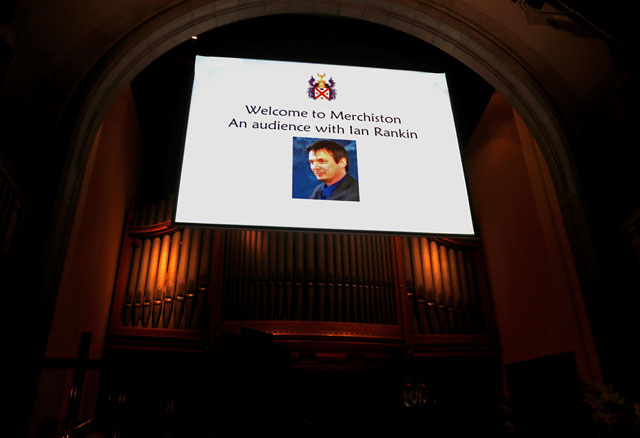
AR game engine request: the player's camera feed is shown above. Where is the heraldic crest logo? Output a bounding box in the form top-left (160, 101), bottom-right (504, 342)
top-left (308, 73), bottom-right (337, 101)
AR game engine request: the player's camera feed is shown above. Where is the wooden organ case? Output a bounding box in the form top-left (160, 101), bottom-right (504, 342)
top-left (108, 194), bottom-right (496, 361)
top-left (102, 195), bottom-right (500, 435)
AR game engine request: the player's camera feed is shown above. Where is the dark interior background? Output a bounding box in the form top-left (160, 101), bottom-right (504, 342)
top-left (131, 14), bottom-right (494, 204)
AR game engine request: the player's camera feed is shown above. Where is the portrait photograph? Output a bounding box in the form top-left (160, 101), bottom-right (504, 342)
top-left (292, 137), bottom-right (360, 202)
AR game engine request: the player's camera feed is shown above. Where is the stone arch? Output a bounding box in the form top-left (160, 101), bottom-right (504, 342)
top-left (51, 0), bottom-right (598, 376)
top-left (60, 1), bottom-right (582, 226)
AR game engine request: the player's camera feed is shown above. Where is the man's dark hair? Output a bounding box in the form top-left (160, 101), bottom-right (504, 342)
top-left (305, 140), bottom-right (349, 172)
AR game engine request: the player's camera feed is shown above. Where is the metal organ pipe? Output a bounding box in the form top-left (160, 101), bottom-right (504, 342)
top-left (192, 229), bottom-right (212, 329)
top-left (163, 231), bottom-right (181, 327)
top-left (123, 240), bottom-right (142, 326)
top-left (117, 198), bottom-right (488, 338)
top-left (174, 227), bottom-right (192, 329)
top-left (152, 234), bottom-right (171, 328)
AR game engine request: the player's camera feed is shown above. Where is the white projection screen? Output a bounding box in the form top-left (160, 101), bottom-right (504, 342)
top-left (175, 56), bottom-right (475, 236)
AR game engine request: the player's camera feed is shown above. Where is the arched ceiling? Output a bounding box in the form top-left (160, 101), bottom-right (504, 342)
top-left (130, 14), bottom-right (494, 198)
top-left (40, 3), bottom-right (608, 334)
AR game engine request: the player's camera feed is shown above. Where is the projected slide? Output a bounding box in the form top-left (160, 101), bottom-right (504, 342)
top-left (175, 56), bottom-right (474, 235)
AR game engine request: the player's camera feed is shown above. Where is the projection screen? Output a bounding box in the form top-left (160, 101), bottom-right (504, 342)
top-left (175, 56), bottom-right (475, 236)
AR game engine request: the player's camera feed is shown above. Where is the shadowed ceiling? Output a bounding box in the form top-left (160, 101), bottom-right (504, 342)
top-left (131, 14), bottom-right (494, 201)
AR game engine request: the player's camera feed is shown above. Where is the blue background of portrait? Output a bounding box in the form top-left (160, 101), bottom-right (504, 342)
top-left (291, 137), bottom-right (359, 199)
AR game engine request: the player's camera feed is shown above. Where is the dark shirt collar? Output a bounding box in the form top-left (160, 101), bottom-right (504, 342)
top-left (321, 174), bottom-right (347, 199)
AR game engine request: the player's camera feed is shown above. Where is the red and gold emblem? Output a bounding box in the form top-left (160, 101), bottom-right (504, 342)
top-left (308, 73), bottom-right (337, 101)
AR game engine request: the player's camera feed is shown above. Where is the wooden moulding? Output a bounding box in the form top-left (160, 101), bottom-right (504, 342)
top-left (107, 326), bottom-right (208, 352)
top-left (410, 333), bottom-right (497, 357)
top-left (286, 345), bottom-right (407, 370)
top-left (109, 218), bottom-right (496, 356)
top-left (128, 220), bottom-right (181, 239)
top-left (217, 320), bottom-right (404, 343)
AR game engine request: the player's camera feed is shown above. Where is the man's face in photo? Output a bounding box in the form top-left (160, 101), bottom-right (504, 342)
top-left (308, 148), bottom-right (346, 186)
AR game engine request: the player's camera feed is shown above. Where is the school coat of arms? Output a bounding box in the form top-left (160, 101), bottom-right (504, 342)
top-left (308, 74), bottom-right (337, 101)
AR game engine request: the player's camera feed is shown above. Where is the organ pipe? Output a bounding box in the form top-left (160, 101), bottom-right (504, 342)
top-left (380, 236), bottom-right (396, 324)
top-left (142, 236), bottom-right (161, 328)
top-left (465, 250), bottom-right (483, 331)
top-left (341, 234), bottom-right (351, 322)
top-left (225, 229), bottom-right (239, 320)
top-left (133, 239), bottom-right (151, 327)
top-left (304, 232), bottom-right (315, 320)
top-left (192, 229), bottom-right (212, 329)
top-left (438, 243), bottom-right (456, 332)
top-left (250, 231), bottom-right (258, 319)
top-left (419, 237), bottom-right (440, 334)
top-left (354, 234), bottom-right (365, 322)
top-left (348, 235), bottom-right (359, 322)
top-left (163, 231), bottom-right (181, 327)
top-left (273, 232), bottom-right (283, 319)
top-left (294, 232), bottom-right (304, 320)
top-left (371, 235), bottom-right (382, 324)
top-left (429, 240), bottom-right (449, 334)
top-left (373, 236), bottom-right (386, 323)
top-left (267, 231), bottom-right (277, 320)
top-left (147, 204), bottom-right (157, 227)
top-left (165, 194), bottom-right (175, 222)
top-left (410, 236), bottom-right (430, 334)
top-left (456, 249), bottom-right (472, 330)
top-left (326, 233), bottom-right (336, 321)
top-left (123, 240), bottom-right (142, 326)
top-left (157, 200), bottom-right (166, 223)
top-left (363, 235), bottom-right (374, 323)
top-left (183, 228), bottom-right (202, 329)
top-left (131, 205), bottom-right (142, 227)
top-left (118, 197), bottom-right (487, 337)
top-left (334, 234), bottom-right (344, 321)
top-left (260, 231), bottom-right (270, 319)
top-left (174, 227), bottom-right (192, 329)
top-left (402, 237), bottom-right (419, 333)
top-left (284, 232), bottom-right (294, 320)
top-left (152, 234), bottom-right (171, 328)
top-left (447, 248), bottom-right (463, 332)
top-left (140, 204), bottom-right (151, 227)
